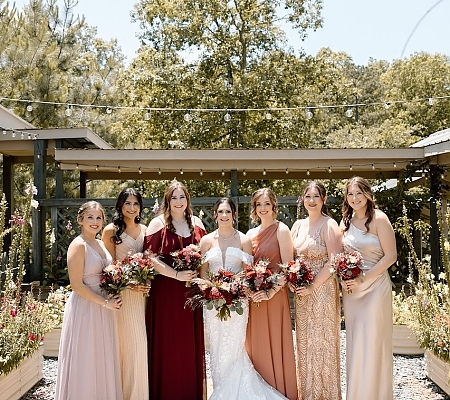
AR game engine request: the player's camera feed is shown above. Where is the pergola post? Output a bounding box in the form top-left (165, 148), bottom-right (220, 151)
top-left (32, 139), bottom-right (46, 282)
top-left (80, 171), bottom-right (87, 198)
top-left (429, 165), bottom-right (442, 278)
top-left (230, 169), bottom-right (239, 228)
top-left (55, 139), bottom-right (64, 198)
top-left (2, 155), bottom-right (14, 253)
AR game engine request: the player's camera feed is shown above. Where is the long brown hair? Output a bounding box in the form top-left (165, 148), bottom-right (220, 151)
top-left (77, 201), bottom-right (106, 229)
top-left (250, 188), bottom-right (278, 224)
top-left (342, 176), bottom-right (377, 232)
top-left (302, 181), bottom-right (329, 216)
top-left (160, 181), bottom-right (194, 234)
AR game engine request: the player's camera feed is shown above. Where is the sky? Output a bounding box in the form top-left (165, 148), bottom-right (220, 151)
top-left (13, 0), bottom-right (450, 66)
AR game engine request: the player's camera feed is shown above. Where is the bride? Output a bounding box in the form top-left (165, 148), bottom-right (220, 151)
top-left (199, 197), bottom-right (287, 400)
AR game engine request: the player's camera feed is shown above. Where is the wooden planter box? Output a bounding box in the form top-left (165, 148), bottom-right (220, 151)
top-left (0, 347), bottom-right (43, 400)
top-left (43, 328), bottom-right (61, 357)
top-left (393, 324), bottom-right (424, 355)
top-left (425, 350), bottom-right (450, 396)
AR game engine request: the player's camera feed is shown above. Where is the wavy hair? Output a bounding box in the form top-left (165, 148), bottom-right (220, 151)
top-left (161, 181), bottom-right (194, 234)
top-left (111, 188), bottom-right (143, 245)
top-left (250, 188), bottom-right (278, 225)
top-left (342, 176), bottom-right (377, 232)
top-left (77, 201), bottom-right (105, 229)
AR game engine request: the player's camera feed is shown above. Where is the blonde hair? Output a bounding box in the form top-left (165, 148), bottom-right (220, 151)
top-left (77, 201), bottom-right (106, 228)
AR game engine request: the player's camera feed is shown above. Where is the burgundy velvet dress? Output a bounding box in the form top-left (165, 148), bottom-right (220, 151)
top-left (144, 224), bottom-right (206, 400)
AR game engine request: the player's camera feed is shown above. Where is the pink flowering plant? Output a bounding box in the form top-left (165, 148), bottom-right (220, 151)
top-left (0, 183), bottom-right (55, 376)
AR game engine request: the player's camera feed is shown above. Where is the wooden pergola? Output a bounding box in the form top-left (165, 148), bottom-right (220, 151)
top-left (1, 102), bottom-right (450, 281)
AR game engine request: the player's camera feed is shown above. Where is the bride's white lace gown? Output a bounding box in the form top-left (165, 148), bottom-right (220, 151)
top-left (204, 247), bottom-right (288, 400)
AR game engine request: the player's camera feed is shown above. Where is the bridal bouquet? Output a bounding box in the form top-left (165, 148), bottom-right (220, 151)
top-left (187, 269), bottom-right (245, 321)
top-left (121, 251), bottom-right (156, 296)
top-left (100, 261), bottom-right (133, 296)
top-left (280, 256), bottom-right (314, 294)
top-left (330, 251), bottom-right (364, 293)
top-left (171, 244), bottom-right (204, 286)
top-left (241, 259), bottom-right (283, 306)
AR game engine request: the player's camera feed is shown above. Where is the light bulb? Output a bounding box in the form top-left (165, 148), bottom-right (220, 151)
top-left (345, 108), bottom-right (353, 118)
top-left (27, 134), bottom-right (31, 140)
top-left (118, 166), bottom-right (121, 173)
top-left (262, 169), bottom-right (267, 176)
top-left (372, 164), bottom-right (375, 170)
top-left (106, 107), bottom-right (112, 114)
top-left (428, 98), bottom-right (435, 106)
top-left (184, 110), bottom-right (192, 122)
top-left (180, 169), bottom-right (183, 175)
top-left (285, 168), bottom-right (289, 174)
top-left (384, 102), bottom-right (390, 109)
top-left (305, 109), bottom-right (313, 120)
top-left (26, 103), bottom-right (33, 112)
top-left (32, 134), bottom-right (37, 140)
top-left (65, 106), bottom-right (72, 117)
top-left (2, 129), bottom-right (6, 135)
top-left (265, 111), bottom-right (272, 120)
top-left (224, 111), bottom-right (231, 122)
top-left (221, 170), bottom-right (225, 176)
top-left (20, 132), bottom-right (25, 139)
top-left (95, 165), bottom-right (99, 171)
top-left (139, 167), bottom-right (142, 175)
top-left (243, 170), bottom-right (247, 176)
top-left (306, 169), bottom-right (310, 176)
top-left (144, 110), bottom-right (151, 121)
top-left (199, 169), bottom-right (203, 176)
top-left (393, 162), bottom-right (397, 168)
top-left (349, 165), bottom-right (353, 171)
top-left (328, 167), bottom-right (332, 173)
top-left (76, 163), bottom-right (79, 169)
top-left (11, 130), bottom-right (16, 138)
top-left (158, 168), bottom-right (162, 175)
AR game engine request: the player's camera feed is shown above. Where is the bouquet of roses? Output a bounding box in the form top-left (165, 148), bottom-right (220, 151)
top-left (171, 244), bottom-right (204, 287)
top-left (121, 251), bottom-right (156, 296)
top-left (187, 269), bottom-right (245, 321)
top-left (100, 260), bottom-right (133, 297)
top-left (241, 259), bottom-right (283, 306)
top-left (330, 251), bottom-right (364, 293)
top-left (280, 256), bottom-right (314, 297)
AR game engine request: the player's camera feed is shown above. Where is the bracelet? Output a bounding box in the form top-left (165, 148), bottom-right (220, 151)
top-left (103, 299), bottom-right (109, 307)
top-left (175, 271), bottom-right (179, 280)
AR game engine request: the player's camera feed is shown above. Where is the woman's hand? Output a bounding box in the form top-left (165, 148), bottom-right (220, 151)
top-left (294, 285), bottom-right (314, 297)
top-left (175, 270), bottom-right (198, 282)
top-left (105, 295), bottom-right (122, 311)
top-left (129, 282), bottom-right (151, 293)
top-left (249, 289), bottom-right (273, 303)
top-left (341, 278), bottom-right (361, 293)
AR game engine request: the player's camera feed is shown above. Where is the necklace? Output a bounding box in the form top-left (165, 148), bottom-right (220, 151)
top-left (172, 218), bottom-right (186, 225)
top-left (216, 229), bottom-right (236, 241)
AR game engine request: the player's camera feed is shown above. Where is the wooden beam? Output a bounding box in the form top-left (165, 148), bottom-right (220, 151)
top-left (2, 155), bottom-right (13, 253)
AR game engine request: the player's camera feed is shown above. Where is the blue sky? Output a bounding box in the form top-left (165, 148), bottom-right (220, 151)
top-left (14, 0), bottom-right (450, 66)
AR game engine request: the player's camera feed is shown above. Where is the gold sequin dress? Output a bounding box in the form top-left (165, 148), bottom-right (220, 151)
top-left (292, 219), bottom-right (341, 400)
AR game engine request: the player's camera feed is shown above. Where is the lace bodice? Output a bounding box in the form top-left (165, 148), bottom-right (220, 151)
top-left (204, 247), bottom-right (253, 274)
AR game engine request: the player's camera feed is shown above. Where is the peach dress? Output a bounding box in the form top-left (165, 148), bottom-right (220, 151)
top-left (245, 222), bottom-right (298, 400)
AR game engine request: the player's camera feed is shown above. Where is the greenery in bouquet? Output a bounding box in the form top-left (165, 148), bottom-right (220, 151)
top-left (99, 261), bottom-right (133, 297)
top-left (398, 203), bottom-right (450, 363)
top-left (187, 269), bottom-right (245, 321)
top-left (171, 244), bottom-right (204, 287)
top-left (122, 251), bottom-right (156, 296)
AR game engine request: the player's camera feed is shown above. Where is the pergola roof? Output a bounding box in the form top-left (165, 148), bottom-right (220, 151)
top-left (55, 147), bottom-right (424, 180)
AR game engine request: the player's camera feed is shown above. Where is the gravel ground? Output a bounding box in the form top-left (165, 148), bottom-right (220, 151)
top-left (21, 331), bottom-right (450, 399)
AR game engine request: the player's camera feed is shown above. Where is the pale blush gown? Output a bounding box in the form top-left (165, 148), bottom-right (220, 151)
top-left (55, 238), bottom-right (123, 400)
top-left (343, 223), bottom-right (393, 400)
top-left (292, 219), bottom-right (341, 400)
top-left (204, 247), bottom-right (288, 400)
top-left (115, 231), bottom-right (148, 400)
top-left (245, 222), bottom-right (298, 400)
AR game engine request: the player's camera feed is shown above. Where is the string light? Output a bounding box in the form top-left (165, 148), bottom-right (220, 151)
top-left (106, 107), bottom-right (112, 114)
top-left (139, 167), bottom-right (142, 174)
top-left (428, 98), bottom-right (435, 106)
top-left (199, 169), bottom-right (203, 176)
top-left (180, 168), bottom-right (183, 175)
top-left (243, 170), bottom-right (247, 176)
top-left (26, 103), bottom-right (33, 112)
top-left (393, 161), bottom-right (397, 168)
top-left (265, 110), bottom-right (272, 120)
top-left (118, 166), bottom-right (121, 173)
top-left (144, 110), bottom-right (151, 121)
top-left (306, 169), bottom-right (310, 176)
top-left (2, 129), bottom-right (6, 135)
top-left (263, 169), bottom-right (267, 176)
top-left (76, 163), bottom-right (79, 169)
top-left (65, 105), bottom-right (72, 117)
top-left (11, 130), bottom-right (16, 138)
top-left (95, 165), bottom-right (99, 171)
top-left (27, 133), bottom-right (31, 140)
top-left (285, 168), bottom-right (289, 174)
top-left (372, 163), bottom-right (375, 170)
top-left (158, 168), bottom-right (162, 175)
top-left (20, 132), bottom-right (25, 139)
top-left (345, 108), bottom-right (353, 117)
top-left (328, 167), bottom-right (332, 173)
top-left (349, 165), bottom-right (353, 171)
top-left (184, 110), bottom-right (192, 122)
top-left (32, 134), bottom-right (37, 140)
top-left (221, 169), bottom-right (225, 176)
top-left (224, 110), bottom-right (231, 122)
top-left (384, 102), bottom-right (391, 109)
top-left (305, 109), bottom-right (313, 120)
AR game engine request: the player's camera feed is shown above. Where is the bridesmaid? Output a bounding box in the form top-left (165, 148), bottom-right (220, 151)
top-left (143, 181), bottom-right (207, 400)
top-left (245, 188), bottom-right (298, 400)
top-left (340, 176), bottom-right (396, 400)
top-left (55, 201), bottom-right (123, 400)
top-left (290, 181), bottom-right (342, 400)
top-left (102, 188), bottom-right (149, 400)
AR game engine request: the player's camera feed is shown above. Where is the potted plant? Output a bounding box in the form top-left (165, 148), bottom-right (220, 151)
top-left (399, 204), bottom-right (450, 395)
top-left (43, 286), bottom-right (71, 357)
top-left (0, 184), bottom-right (54, 399)
top-left (392, 289), bottom-right (424, 355)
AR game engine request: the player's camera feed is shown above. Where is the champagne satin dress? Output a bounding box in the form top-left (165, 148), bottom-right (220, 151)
top-left (343, 223), bottom-right (393, 400)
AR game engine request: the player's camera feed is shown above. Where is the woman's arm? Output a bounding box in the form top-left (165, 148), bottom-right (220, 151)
top-left (199, 234), bottom-right (212, 278)
top-left (68, 240), bottom-right (121, 310)
top-left (101, 223), bottom-right (116, 261)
